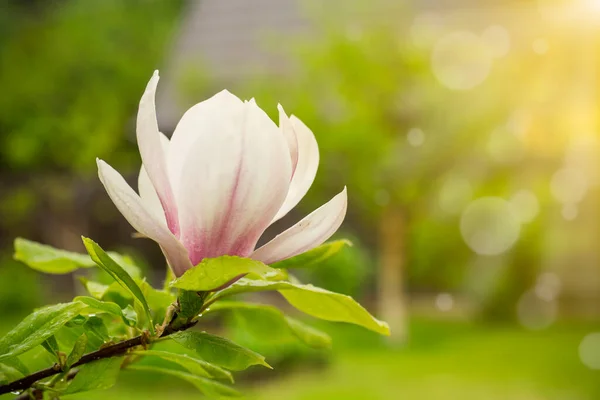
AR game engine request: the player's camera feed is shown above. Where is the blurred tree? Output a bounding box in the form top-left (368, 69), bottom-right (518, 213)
top-left (0, 0), bottom-right (183, 285)
top-left (239, 3), bottom-right (501, 341)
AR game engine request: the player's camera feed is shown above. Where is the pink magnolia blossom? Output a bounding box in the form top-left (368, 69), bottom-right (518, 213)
top-left (97, 71), bottom-right (347, 277)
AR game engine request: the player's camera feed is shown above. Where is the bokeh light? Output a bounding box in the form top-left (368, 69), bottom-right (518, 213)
top-left (486, 127), bottom-right (525, 164)
top-left (550, 167), bottom-right (588, 205)
top-left (438, 175), bottom-right (473, 215)
top-left (481, 25), bottom-right (511, 58)
top-left (534, 272), bottom-right (562, 301)
top-left (532, 38), bottom-right (549, 55)
top-left (517, 290), bottom-right (557, 330)
top-left (406, 127), bottom-right (425, 147)
top-left (431, 31), bottom-right (493, 90)
top-left (509, 190), bottom-right (540, 223)
top-left (579, 332), bottom-right (600, 370)
top-left (435, 293), bottom-right (455, 312)
top-left (562, 204), bottom-right (579, 221)
top-left (460, 197), bottom-right (521, 256)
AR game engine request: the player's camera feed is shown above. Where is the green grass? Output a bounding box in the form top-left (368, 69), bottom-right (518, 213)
top-left (56, 318), bottom-right (600, 400)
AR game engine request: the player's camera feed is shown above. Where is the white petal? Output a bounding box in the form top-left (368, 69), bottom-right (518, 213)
top-left (97, 159), bottom-right (192, 276)
top-left (252, 187), bottom-right (347, 265)
top-left (138, 166), bottom-right (165, 226)
top-left (176, 97), bottom-right (292, 265)
top-left (137, 71), bottom-right (179, 235)
top-left (271, 114), bottom-right (319, 223)
top-left (278, 104), bottom-right (299, 174)
top-left (167, 90), bottom-right (244, 195)
top-left (137, 132), bottom-right (171, 226)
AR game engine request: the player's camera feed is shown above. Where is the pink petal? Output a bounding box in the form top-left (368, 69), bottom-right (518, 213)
top-left (176, 95), bottom-right (292, 265)
top-left (97, 159), bottom-right (192, 276)
top-left (252, 187), bottom-right (347, 265)
top-left (137, 71), bottom-right (179, 236)
top-left (271, 114), bottom-right (319, 223)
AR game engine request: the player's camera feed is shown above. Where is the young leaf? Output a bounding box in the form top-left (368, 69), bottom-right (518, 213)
top-left (0, 302), bottom-right (87, 361)
top-left (14, 238), bottom-right (95, 274)
top-left (127, 365), bottom-right (240, 398)
top-left (41, 336), bottom-right (61, 360)
top-left (82, 237), bottom-right (154, 333)
top-left (169, 331), bottom-right (271, 371)
top-left (208, 302), bottom-right (331, 349)
top-left (178, 290), bottom-right (204, 320)
top-left (79, 278), bottom-right (110, 299)
top-left (130, 350), bottom-right (233, 383)
top-left (74, 296), bottom-right (137, 327)
top-left (83, 316), bottom-right (110, 345)
top-left (122, 305), bottom-right (138, 327)
top-left (213, 279), bottom-right (390, 336)
top-left (139, 280), bottom-right (175, 322)
top-left (270, 240), bottom-right (352, 269)
top-left (66, 333), bottom-right (88, 368)
top-left (63, 357), bottom-right (123, 394)
top-left (170, 256), bottom-right (285, 292)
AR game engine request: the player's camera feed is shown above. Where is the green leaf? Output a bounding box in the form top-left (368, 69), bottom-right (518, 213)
top-left (63, 357), bottom-right (122, 394)
top-left (83, 316), bottom-right (109, 344)
top-left (41, 335), bottom-right (60, 359)
top-left (169, 331), bottom-right (271, 371)
top-left (108, 253), bottom-right (142, 279)
top-left (122, 305), bottom-right (138, 327)
top-left (271, 240), bottom-right (352, 269)
top-left (64, 314), bottom-right (88, 328)
top-left (139, 280), bottom-right (175, 322)
top-left (130, 350), bottom-right (233, 383)
top-left (178, 290), bottom-right (204, 320)
top-left (82, 237), bottom-right (154, 333)
top-left (14, 238), bottom-right (94, 274)
top-left (74, 296), bottom-right (137, 327)
top-left (66, 334), bottom-right (88, 368)
top-left (1, 357), bottom-right (29, 376)
top-left (79, 278), bottom-right (110, 299)
top-left (128, 365), bottom-right (240, 398)
top-left (163, 267), bottom-right (176, 291)
top-left (208, 302), bottom-right (331, 349)
top-left (170, 256), bottom-right (285, 292)
top-left (214, 279), bottom-right (390, 335)
top-left (0, 357), bottom-right (28, 385)
top-left (0, 302), bottom-right (87, 361)
top-left (0, 363), bottom-right (23, 385)
top-left (284, 316), bottom-right (332, 349)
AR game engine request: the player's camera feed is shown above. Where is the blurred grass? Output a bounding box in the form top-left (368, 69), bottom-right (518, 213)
top-left (56, 318), bottom-right (599, 400)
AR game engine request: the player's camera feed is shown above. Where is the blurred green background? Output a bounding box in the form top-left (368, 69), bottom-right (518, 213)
top-left (1, 0), bottom-right (599, 398)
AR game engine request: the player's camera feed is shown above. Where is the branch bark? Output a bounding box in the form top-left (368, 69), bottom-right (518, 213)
top-left (0, 318), bottom-right (197, 397)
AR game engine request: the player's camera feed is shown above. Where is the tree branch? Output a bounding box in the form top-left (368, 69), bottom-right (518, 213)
top-left (0, 318), bottom-right (197, 397)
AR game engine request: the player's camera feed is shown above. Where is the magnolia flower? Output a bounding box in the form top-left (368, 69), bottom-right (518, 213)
top-left (97, 71), bottom-right (347, 277)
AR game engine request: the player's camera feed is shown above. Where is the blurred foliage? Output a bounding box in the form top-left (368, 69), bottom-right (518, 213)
top-left (295, 233), bottom-right (373, 298)
top-left (0, 0), bottom-right (183, 173)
